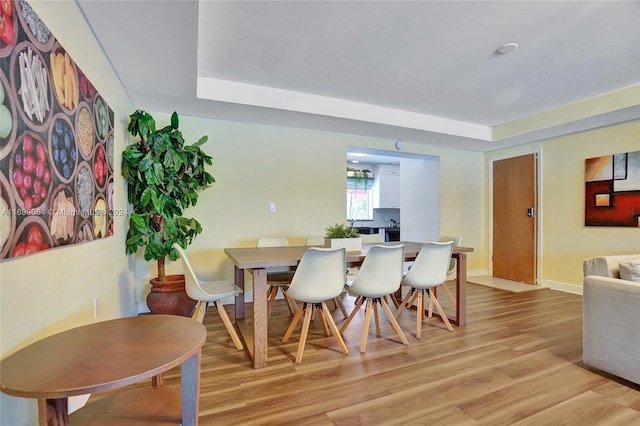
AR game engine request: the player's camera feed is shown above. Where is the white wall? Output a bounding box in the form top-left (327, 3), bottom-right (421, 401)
top-left (400, 158), bottom-right (440, 242)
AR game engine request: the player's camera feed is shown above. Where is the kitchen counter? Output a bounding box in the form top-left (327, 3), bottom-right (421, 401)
top-left (354, 226), bottom-right (400, 232)
top-left (354, 227), bottom-right (400, 242)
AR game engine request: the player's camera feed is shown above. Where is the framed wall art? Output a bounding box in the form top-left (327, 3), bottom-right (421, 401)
top-left (1, 0), bottom-right (114, 261)
top-left (585, 150), bottom-right (640, 227)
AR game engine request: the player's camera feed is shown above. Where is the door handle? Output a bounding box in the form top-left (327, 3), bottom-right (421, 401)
top-left (527, 207), bottom-right (535, 217)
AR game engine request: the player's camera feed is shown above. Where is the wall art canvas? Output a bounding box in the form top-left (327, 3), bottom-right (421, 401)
top-left (1, 0), bottom-right (114, 261)
top-left (585, 151), bottom-right (640, 227)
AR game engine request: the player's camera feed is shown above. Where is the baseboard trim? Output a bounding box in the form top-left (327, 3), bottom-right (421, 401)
top-left (539, 279), bottom-right (583, 295)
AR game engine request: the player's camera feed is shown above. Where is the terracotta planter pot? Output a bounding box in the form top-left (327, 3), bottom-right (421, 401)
top-left (146, 274), bottom-right (197, 316)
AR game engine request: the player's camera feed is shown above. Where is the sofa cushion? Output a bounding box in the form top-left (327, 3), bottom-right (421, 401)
top-left (583, 255), bottom-right (640, 278)
top-left (619, 262), bottom-right (640, 282)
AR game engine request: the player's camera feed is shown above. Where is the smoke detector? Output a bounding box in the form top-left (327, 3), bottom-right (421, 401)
top-left (497, 42), bottom-right (519, 55)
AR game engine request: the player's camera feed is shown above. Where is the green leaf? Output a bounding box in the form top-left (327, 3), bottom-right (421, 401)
top-left (193, 135), bottom-right (208, 147)
top-left (140, 187), bottom-right (152, 207)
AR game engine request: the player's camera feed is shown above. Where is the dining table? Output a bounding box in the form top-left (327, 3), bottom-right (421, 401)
top-left (0, 315), bottom-right (206, 426)
top-left (224, 241), bottom-right (473, 369)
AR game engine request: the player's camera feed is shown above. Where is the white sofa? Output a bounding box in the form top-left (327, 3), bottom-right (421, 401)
top-left (583, 254), bottom-right (640, 385)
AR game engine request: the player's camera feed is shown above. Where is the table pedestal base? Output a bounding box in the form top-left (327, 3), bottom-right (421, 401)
top-left (39, 398), bottom-right (68, 426)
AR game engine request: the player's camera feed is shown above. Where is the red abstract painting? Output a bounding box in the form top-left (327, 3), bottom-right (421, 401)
top-left (585, 151), bottom-right (640, 227)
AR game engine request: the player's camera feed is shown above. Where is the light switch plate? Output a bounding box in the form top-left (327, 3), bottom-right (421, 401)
top-left (269, 202), bottom-right (276, 213)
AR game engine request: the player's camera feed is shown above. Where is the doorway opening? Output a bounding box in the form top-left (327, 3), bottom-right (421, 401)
top-left (346, 146), bottom-right (440, 242)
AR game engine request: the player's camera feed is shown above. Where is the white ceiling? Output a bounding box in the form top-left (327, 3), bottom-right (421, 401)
top-left (77, 0), bottom-right (640, 152)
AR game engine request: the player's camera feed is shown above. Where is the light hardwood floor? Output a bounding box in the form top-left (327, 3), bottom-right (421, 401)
top-left (107, 284), bottom-right (640, 425)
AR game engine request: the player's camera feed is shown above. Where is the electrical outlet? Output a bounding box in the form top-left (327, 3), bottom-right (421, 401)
top-left (93, 298), bottom-right (99, 318)
top-left (269, 202), bottom-right (276, 213)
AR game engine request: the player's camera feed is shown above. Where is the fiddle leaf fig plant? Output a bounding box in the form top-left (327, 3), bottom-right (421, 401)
top-left (122, 110), bottom-right (215, 281)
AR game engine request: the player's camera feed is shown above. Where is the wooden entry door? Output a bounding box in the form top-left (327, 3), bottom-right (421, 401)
top-left (492, 154), bottom-right (537, 284)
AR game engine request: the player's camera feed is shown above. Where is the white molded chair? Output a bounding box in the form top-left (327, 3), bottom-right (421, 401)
top-left (430, 235), bottom-right (462, 316)
top-left (340, 244), bottom-right (409, 352)
top-left (359, 233), bottom-right (384, 244)
top-left (394, 241), bottom-right (455, 337)
top-left (439, 235), bottom-right (462, 278)
top-left (257, 237), bottom-right (296, 316)
top-left (282, 247), bottom-right (350, 363)
top-left (348, 233), bottom-right (385, 285)
top-left (305, 235), bottom-right (349, 318)
top-left (304, 235), bottom-right (325, 246)
top-left (171, 243), bottom-right (243, 350)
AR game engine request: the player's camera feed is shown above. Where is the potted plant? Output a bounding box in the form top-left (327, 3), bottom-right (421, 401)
top-left (347, 166), bottom-right (371, 190)
top-left (122, 110), bottom-right (215, 315)
top-left (325, 223), bottom-right (362, 251)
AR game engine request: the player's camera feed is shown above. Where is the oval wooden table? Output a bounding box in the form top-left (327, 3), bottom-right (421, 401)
top-left (1, 315), bottom-right (206, 426)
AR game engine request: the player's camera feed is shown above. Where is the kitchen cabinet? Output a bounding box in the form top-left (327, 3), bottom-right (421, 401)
top-left (373, 165), bottom-right (400, 208)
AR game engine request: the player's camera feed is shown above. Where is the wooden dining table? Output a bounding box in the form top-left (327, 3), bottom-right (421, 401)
top-left (0, 315), bottom-right (206, 426)
top-left (224, 241), bottom-right (473, 369)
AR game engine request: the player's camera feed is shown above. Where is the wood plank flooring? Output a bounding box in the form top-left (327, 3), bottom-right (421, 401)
top-left (98, 284), bottom-right (640, 425)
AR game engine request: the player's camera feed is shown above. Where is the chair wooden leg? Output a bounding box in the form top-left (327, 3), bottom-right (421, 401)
top-left (380, 296), bottom-right (408, 345)
top-left (408, 289), bottom-right (420, 310)
top-left (215, 301), bottom-right (243, 350)
top-left (321, 302), bottom-right (349, 356)
top-left (191, 301), bottom-right (207, 323)
top-left (389, 292), bottom-right (400, 309)
top-left (428, 292), bottom-right (434, 318)
top-left (428, 284), bottom-right (455, 318)
top-left (295, 303), bottom-right (314, 363)
top-left (315, 305), bottom-right (331, 337)
top-left (267, 286), bottom-right (278, 317)
top-left (416, 290), bottom-right (424, 339)
top-left (282, 290), bottom-right (296, 315)
top-left (283, 302), bottom-right (305, 343)
top-left (340, 295), bottom-right (365, 333)
top-left (430, 294), bottom-right (454, 332)
top-left (394, 288), bottom-right (415, 319)
top-left (333, 296), bottom-right (349, 318)
top-left (441, 282), bottom-right (456, 307)
top-left (373, 301), bottom-right (381, 337)
top-left (383, 295), bottom-right (397, 311)
top-left (360, 299), bottom-right (373, 353)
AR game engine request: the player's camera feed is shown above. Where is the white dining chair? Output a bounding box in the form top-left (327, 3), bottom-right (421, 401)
top-left (394, 241), bottom-right (455, 337)
top-left (340, 244), bottom-right (408, 352)
top-left (304, 235), bottom-right (326, 246)
top-left (347, 233), bottom-right (385, 285)
top-left (429, 235), bottom-right (462, 317)
top-left (305, 235), bottom-right (349, 318)
top-left (172, 243), bottom-right (244, 350)
top-left (358, 233), bottom-right (384, 244)
top-left (282, 247), bottom-right (350, 363)
top-left (257, 237), bottom-right (296, 316)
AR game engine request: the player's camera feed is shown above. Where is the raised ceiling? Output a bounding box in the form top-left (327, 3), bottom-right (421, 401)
top-left (78, 0), bottom-right (640, 152)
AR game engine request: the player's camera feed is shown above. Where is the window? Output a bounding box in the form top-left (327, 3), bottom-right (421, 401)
top-left (347, 178), bottom-right (373, 220)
